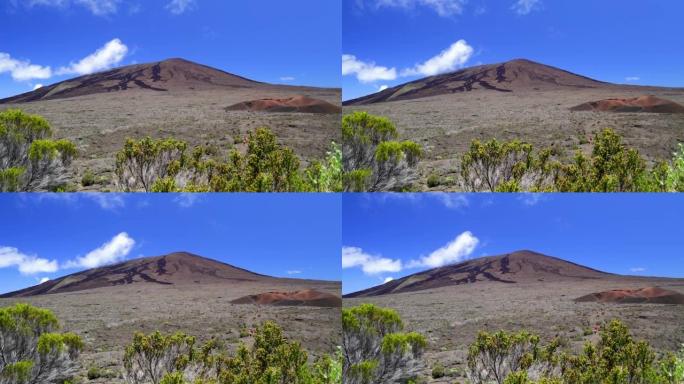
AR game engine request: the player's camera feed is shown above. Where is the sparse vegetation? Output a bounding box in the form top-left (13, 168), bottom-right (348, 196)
top-left (342, 112), bottom-right (422, 191)
top-left (0, 109), bottom-right (77, 191)
top-left (0, 303), bottom-right (83, 384)
top-left (342, 304), bottom-right (426, 384)
top-left (466, 319), bottom-right (684, 384)
top-left (114, 127), bottom-right (342, 192)
top-left (123, 321), bottom-right (341, 384)
top-left (458, 128), bottom-right (684, 192)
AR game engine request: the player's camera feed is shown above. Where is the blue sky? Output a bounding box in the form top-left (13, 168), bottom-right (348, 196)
top-left (0, 193), bottom-right (341, 294)
top-left (343, 0), bottom-right (684, 100)
top-left (342, 193), bottom-right (684, 294)
top-left (0, 0), bottom-right (341, 98)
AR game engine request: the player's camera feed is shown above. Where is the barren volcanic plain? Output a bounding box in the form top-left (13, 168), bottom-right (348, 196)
top-left (343, 59), bottom-right (684, 190)
top-left (343, 250), bottom-right (684, 383)
top-left (0, 58), bottom-right (341, 191)
top-left (0, 252), bottom-right (342, 384)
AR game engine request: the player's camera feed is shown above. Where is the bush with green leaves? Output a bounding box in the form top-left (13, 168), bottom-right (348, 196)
top-left (0, 303), bottom-right (83, 384)
top-left (342, 112), bottom-right (422, 191)
top-left (123, 321), bottom-right (339, 384)
top-left (664, 143), bottom-right (684, 192)
top-left (0, 109), bottom-right (77, 191)
top-left (466, 319), bottom-right (683, 384)
top-left (115, 128), bottom-right (341, 192)
top-left (342, 304), bottom-right (426, 384)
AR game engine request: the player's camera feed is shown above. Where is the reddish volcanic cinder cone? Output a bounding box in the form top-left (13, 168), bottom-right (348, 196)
top-left (570, 95), bottom-right (684, 113)
top-left (226, 95), bottom-right (341, 114)
top-left (575, 287), bottom-right (684, 304)
top-left (231, 289), bottom-right (342, 307)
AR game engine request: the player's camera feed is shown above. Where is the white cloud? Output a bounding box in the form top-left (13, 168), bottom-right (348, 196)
top-left (518, 193), bottom-right (544, 206)
top-left (39, 277), bottom-right (50, 284)
top-left (375, 0), bottom-right (466, 17)
top-left (372, 192), bottom-right (469, 210)
top-left (342, 54), bottom-right (398, 83)
top-left (0, 246), bottom-right (59, 275)
top-left (33, 83), bottom-right (44, 90)
top-left (18, 0), bottom-right (120, 15)
top-left (280, 76), bottom-right (296, 82)
top-left (625, 76), bottom-right (640, 82)
top-left (402, 39), bottom-right (474, 77)
top-left (166, 0), bottom-right (196, 15)
top-left (383, 276), bottom-right (394, 283)
top-left (287, 270), bottom-right (302, 275)
top-left (432, 192), bottom-right (469, 209)
top-left (174, 193), bottom-right (201, 208)
top-left (66, 232), bottom-right (135, 269)
top-left (342, 246), bottom-right (402, 275)
top-left (630, 267), bottom-right (646, 273)
top-left (511, 0), bottom-right (541, 15)
top-left (408, 231), bottom-right (479, 268)
top-left (0, 53), bottom-right (52, 81)
top-left (57, 38), bottom-right (128, 76)
top-left (377, 84), bottom-right (389, 92)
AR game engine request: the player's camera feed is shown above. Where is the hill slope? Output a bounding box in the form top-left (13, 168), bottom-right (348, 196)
top-left (0, 58), bottom-right (297, 104)
top-left (0, 252), bottom-right (281, 297)
top-left (345, 250), bottom-right (613, 297)
top-left (344, 59), bottom-right (614, 105)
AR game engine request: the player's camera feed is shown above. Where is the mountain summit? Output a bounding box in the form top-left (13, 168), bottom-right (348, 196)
top-left (0, 252), bottom-right (275, 297)
top-left (344, 59), bottom-right (608, 105)
top-left (0, 58), bottom-right (268, 104)
top-left (345, 250), bottom-right (612, 298)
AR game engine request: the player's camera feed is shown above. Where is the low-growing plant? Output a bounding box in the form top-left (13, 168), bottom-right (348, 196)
top-left (343, 303), bottom-right (426, 384)
top-left (431, 362), bottom-right (445, 379)
top-left (0, 303), bottom-right (83, 384)
top-left (0, 109), bottom-right (77, 191)
top-left (342, 112), bottom-right (422, 191)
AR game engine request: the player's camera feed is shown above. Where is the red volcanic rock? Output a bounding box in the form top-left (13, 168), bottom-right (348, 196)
top-left (226, 95), bottom-right (341, 114)
top-left (231, 289), bottom-right (342, 307)
top-left (575, 287), bottom-right (684, 304)
top-left (570, 95), bottom-right (684, 113)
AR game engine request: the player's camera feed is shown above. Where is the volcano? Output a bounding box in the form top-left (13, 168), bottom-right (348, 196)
top-left (575, 287), bottom-right (684, 304)
top-left (0, 58), bottom-right (319, 104)
top-left (231, 289), bottom-right (342, 307)
top-left (570, 95), bottom-right (684, 113)
top-left (343, 59), bottom-right (610, 105)
top-left (226, 96), bottom-right (342, 114)
top-left (344, 250), bottom-right (613, 298)
top-left (0, 252), bottom-right (290, 298)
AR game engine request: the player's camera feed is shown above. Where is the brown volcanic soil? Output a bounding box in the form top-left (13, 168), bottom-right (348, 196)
top-left (0, 58), bottom-right (340, 191)
top-left (232, 289), bottom-right (342, 307)
top-left (576, 287), bottom-right (684, 304)
top-left (342, 59), bottom-right (684, 191)
top-left (571, 95), bottom-right (684, 113)
top-left (226, 96), bottom-right (342, 114)
top-left (344, 252), bottom-right (684, 383)
top-left (0, 253), bottom-right (341, 384)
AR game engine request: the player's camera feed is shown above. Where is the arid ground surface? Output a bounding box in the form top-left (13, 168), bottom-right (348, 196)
top-left (343, 60), bottom-right (684, 191)
top-left (0, 59), bottom-right (341, 191)
top-left (343, 251), bottom-right (684, 383)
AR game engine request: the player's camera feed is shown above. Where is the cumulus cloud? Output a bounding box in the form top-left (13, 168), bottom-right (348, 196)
top-left (33, 83), bottom-right (44, 90)
top-left (0, 53), bottom-right (52, 81)
top-left (17, 0), bottom-right (121, 15)
top-left (375, 0), bottom-right (466, 17)
top-left (166, 0), bottom-right (196, 15)
top-left (57, 38), bottom-right (128, 76)
top-left (408, 231), bottom-right (479, 268)
top-left (342, 54), bottom-right (398, 83)
top-left (383, 276), bottom-right (394, 283)
top-left (625, 76), bottom-right (640, 82)
top-left (402, 39), bottom-right (474, 77)
top-left (342, 246), bottom-right (402, 275)
top-left (66, 232), bottom-right (135, 269)
top-left (377, 84), bottom-right (389, 92)
top-left (39, 277), bottom-right (50, 284)
top-left (511, 0), bottom-right (541, 15)
top-left (0, 247), bottom-right (59, 275)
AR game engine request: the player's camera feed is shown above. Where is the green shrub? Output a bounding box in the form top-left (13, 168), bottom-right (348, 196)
top-left (342, 112), bottom-right (422, 191)
top-left (431, 362), bottom-right (445, 378)
top-left (0, 303), bottom-right (83, 383)
top-left (0, 109), bottom-right (77, 191)
top-left (343, 303), bottom-right (426, 384)
top-left (426, 173), bottom-right (441, 188)
top-left (81, 169), bottom-right (97, 187)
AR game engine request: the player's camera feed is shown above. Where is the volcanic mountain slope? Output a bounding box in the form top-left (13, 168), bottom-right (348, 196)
top-left (0, 252), bottom-right (288, 298)
top-left (345, 250), bottom-right (613, 298)
top-left (0, 58), bottom-right (331, 104)
top-left (344, 59), bottom-right (613, 105)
